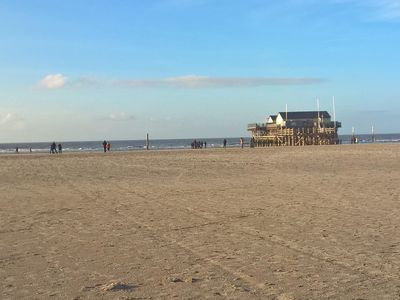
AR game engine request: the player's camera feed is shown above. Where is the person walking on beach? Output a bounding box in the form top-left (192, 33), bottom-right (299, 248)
top-left (223, 139), bottom-right (227, 148)
top-left (50, 142), bottom-right (57, 154)
top-left (58, 143), bottom-right (62, 154)
top-left (102, 140), bottom-right (107, 152)
top-left (107, 142), bottom-right (111, 152)
top-left (240, 137), bottom-right (244, 148)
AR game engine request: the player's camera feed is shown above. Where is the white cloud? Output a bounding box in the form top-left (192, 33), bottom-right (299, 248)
top-left (115, 75), bottom-right (324, 88)
top-left (107, 112), bottom-right (135, 121)
top-left (0, 112), bottom-right (25, 129)
top-left (39, 74), bottom-right (68, 89)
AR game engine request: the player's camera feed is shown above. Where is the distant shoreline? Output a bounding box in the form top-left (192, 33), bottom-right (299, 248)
top-left (1, 132), bottom-right (400, 146)
top-left (1, 142), bottom-right (400, 157)
top-left (1, 133), bottom-right (399, 155)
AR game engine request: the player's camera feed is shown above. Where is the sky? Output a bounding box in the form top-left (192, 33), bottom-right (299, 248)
top-left (1, 0), bottom-right (400, 142)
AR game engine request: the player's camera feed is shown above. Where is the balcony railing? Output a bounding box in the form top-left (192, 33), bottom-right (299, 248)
top-left (247, 123), bottom-right (266, 130)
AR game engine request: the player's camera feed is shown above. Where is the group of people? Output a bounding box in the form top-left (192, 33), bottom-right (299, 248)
top-left (191, 138), bottom-right (244, 149)
top-left (102, 140), bottom-right (111, 152)
top-left (50, 142), bottom-right (62, 154)
top-left (191, 140), bottom-right (207, 149)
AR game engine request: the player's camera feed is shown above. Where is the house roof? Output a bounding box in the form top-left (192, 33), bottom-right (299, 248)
top-left (277, 111), bottom-right (331, 120)
top-left (268, 115), bottom-right (277, 121)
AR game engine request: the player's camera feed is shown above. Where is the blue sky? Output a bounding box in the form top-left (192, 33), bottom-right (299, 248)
top-left (1, 0), bottom-right (399, 142)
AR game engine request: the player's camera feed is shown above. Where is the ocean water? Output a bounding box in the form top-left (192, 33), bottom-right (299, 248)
top-left (0, 138), bottom-right (242, 154)
top-left (1, 134), bottom-right (399, 154)
top-left (340, 133), bottom-right (400, 144)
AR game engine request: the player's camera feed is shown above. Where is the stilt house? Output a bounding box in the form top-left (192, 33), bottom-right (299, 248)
top-left (248, 111), bottom-right (341, 147)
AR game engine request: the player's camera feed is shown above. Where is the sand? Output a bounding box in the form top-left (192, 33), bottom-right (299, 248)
top-left (1, 144), bottom-right (400, 299)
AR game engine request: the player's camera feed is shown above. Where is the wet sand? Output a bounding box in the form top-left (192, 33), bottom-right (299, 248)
top-left (1, 144), bottom-right (400, 299)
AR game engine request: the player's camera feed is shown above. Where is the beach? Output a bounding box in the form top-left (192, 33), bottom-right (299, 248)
top-left (1, 144), bottom-right (399, 299)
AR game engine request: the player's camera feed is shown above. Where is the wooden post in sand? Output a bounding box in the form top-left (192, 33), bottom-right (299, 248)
top-left (371, 125), bottom-right (375, 143)
top-left (146, 133), bottom-right (149, 150)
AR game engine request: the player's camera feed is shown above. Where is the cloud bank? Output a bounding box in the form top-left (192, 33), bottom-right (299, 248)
top-left (116, 75), bottom-right (323, 88)
top-left (39, 74), bottom-right (324, 89)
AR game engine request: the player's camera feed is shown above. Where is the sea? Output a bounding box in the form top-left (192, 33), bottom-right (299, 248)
top-left (1, 134), bottom-right (400, 154)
